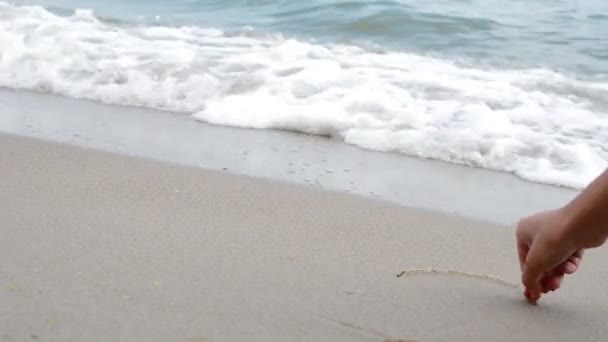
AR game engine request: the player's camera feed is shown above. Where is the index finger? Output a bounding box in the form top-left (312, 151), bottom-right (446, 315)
top-left (517, 238), bottom-right (529, 272)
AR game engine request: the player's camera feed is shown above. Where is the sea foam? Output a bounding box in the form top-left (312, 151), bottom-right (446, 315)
top-left (1, 2), bottom-right (607, 188)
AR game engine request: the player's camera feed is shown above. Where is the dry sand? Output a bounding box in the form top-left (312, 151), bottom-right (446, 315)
top-left (1, 134), bottom-right (607, 342)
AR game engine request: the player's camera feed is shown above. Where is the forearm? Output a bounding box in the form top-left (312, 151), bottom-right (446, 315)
top-left (561, 168), bottom-right (608, 249)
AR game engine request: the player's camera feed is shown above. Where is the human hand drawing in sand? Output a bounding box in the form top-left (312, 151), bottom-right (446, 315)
top-left (517, 169), bottom-right (608, 304)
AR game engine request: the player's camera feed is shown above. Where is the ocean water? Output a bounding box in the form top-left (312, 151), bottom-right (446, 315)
top-left (1, 0), bottom-right (608, 188)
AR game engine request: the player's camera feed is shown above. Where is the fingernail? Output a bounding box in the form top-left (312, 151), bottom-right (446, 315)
top-left (524, 288), bottom-right (541, 304)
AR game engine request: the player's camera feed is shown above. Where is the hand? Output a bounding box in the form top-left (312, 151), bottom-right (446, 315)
top-left (516, 210), bottom-right (584, 304)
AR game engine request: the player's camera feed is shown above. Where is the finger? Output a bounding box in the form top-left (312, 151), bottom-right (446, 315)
top-left (524, 287), bottom-right (541, 304)
top-left (571, 249), bottom-right (584, 267)
top-left (517, 239), bottom-right (529, 272)
top-left (541, 274), bottom-right (563, 293)
top-left (555, 260), bottom-right (575, 274)
top-left (547, 276), bottom-right (563, 292)
top-left (555, 250), bottom-right (584, 274)
top-left (563, 260), bottom-right (577, 274)
top-left (522, 235), bottom-right (580, 299)
top-left (522, 251), bottom-right (545, 297)
top-left (522, 274), bottom-right (542, 303)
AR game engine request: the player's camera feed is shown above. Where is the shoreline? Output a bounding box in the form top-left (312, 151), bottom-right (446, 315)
top-left (1, 133), bottom-right (607, 341)
top-left (0, 89), bottom-right (578, 224)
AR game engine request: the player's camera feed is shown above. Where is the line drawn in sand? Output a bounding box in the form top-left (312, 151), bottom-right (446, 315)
top-left (396, 268), bottom-right (519, 288)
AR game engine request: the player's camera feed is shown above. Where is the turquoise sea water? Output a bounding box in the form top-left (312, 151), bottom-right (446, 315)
top-left (19, 0), bottom-right (608, 75)
top-left (2, 1), bottom-right (608, 188)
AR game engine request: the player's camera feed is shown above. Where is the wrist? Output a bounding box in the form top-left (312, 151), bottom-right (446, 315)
top-left (558, 205), bottom-right (608, 249)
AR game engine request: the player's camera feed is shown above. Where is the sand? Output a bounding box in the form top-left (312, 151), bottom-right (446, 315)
top-left (0, 89), bottom-right (577, 225)
top-left (1, 134), bottom-right (607, 342)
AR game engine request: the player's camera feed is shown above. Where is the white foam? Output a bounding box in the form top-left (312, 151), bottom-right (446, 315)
top-left (1, 2), bottom-right (607, 189)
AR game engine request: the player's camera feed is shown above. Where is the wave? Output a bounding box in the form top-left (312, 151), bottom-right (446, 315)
top-left (1, 1), bottom-right (607, 189)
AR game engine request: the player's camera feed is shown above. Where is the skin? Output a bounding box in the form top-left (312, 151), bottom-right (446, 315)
top-left (516, 169), bottom-right (608, 303)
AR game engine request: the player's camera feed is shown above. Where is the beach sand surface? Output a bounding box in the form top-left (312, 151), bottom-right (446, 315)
top-left (1, 134), bottom-right (607, 342)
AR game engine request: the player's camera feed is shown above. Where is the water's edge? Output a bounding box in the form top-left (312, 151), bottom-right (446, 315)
top-left (0, 89), bottom-right (578, 225)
